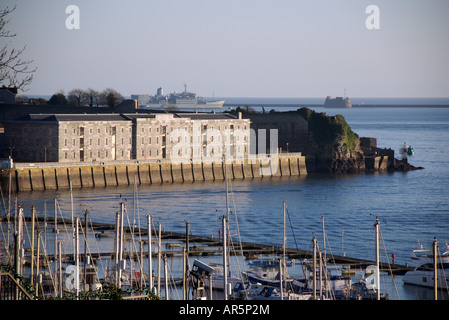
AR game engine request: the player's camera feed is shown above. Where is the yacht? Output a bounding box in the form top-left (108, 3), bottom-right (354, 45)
top-left (402, 261), bottom-right (449, 288)
top-left (403, 242), bottom-right (449, 288)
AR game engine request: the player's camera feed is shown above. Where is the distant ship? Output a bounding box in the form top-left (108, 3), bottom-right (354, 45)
top-left (133, 85), bottom-right (224, 110)
top-left (324, 96), bottom-right (352, 108)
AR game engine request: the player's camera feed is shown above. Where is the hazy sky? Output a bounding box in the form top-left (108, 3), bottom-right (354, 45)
top-left (3, 0), bottom-right (449, 98)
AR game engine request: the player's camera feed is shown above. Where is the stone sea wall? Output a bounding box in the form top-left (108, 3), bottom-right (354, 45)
top-left (1, 155), bottom-right (307, 192)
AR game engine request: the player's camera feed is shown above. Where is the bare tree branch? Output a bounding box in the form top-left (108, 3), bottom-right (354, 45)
top-left (0, 5), bottom-right (36, 91)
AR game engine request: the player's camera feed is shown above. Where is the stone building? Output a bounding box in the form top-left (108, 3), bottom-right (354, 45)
top-left (3, 112), bottom-right (250, 164)
top-left (243, 112), bottom-right (308, 154)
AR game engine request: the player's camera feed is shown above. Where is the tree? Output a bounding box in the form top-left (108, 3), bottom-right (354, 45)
top-left (48, 91), bottom-right (68, 105)
top-left (101, 88), bottom-right (123, 108)
top-left (0, 6), bottom-right (36, 91)
top-left (83, 88), bottom-right (101, 107)
top-left (67, 88), bottom-right (85, 106)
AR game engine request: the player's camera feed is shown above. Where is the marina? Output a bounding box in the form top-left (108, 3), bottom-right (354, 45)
top-left (0, 205), bottom-right (415, 301)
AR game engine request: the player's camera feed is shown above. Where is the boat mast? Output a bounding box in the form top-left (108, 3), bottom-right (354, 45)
top-left (147, 215), bottom-right (153, 291)
top-left (182, 248), bottom-right (187, 300)
top-left (30, 206), bottom-right (36, 287)
top-left (54, 199), bottom-right (59, 297)
top-left (58, 241), bottom-right (63, 296)
top-left (222, 216), bottom-right (228, 300)
top-left (312, 237), bottom-right (317, 300)
top-left (114, 210), bottom-right (120, 287)
top-left (433, 237), bottom-right (438, 300)
top-left (164, 254), bottom-right (169, 300)
top-left (322, 216), bottom-right (326, 265)
top-left (16, 206), bottom-right (24, 275)
top-left (283, 201), bottom-right (286, 273)
top-left (75, 217), bottom-right (80, 299)
top-left (70, 180), bottom-right (75, 261)
top-left (157, 222), bottom-right (162, 295)
top-left (83, 209), bottom-right (89, 291)
top-left (279, 258), bottom-right (284, 300)
top-left (374, 217), bottom-right (380, 300)
top-left (185, 220), bottom-right (190, 299)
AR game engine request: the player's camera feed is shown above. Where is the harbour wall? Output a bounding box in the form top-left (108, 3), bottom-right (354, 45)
top-left (1, 154), bottom-right (308, 192)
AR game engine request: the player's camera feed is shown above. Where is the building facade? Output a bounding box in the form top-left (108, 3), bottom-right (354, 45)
top-left (3, 112), bottom-right (250, 164)
top-left (0, 87), bottom-right (17, 104)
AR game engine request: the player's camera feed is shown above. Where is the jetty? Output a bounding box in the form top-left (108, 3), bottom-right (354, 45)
top-left (3, 215), bottom-right (413, 273)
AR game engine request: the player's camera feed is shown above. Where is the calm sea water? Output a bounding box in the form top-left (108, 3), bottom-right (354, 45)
top-left (13, 103), bottom-right (449, 299)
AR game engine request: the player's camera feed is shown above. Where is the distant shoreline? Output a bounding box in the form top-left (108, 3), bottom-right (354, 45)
top-left (223, 103), bottom-right (449, 109)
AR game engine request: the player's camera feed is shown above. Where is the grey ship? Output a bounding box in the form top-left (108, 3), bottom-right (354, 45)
top-left (138, 85), bottom-right (224, 110)
top-left (324, 95), bottom-right (352, 108)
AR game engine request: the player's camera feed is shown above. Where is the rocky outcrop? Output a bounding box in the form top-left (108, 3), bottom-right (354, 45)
top-left (306, 136), bottom-right (366, 174)
top-left (390, 158), bottom-right (424, 172)
top-left (296, 108), bottom-right (424, 174)
top-left (297, 108), bottom-right (365, 173)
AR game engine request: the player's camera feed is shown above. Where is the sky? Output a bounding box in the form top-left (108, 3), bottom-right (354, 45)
top-left (2, 0), bottom-right (449, 98)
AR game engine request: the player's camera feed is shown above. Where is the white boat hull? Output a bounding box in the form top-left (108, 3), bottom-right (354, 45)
top-left (403, 269), bottom-right (449, 288)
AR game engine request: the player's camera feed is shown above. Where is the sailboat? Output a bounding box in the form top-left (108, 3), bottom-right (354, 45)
top-left (241, 201), bottom-right (294, 288)
top-left (242, 259), bottom-right (294, 287)
top-left (191, 259), bottom-right (241, 291)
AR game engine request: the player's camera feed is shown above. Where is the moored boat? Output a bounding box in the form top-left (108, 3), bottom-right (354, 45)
top-left (403, 241), bottom-right (449, 289)
top-left (242, 259), bottom-right (294, 287)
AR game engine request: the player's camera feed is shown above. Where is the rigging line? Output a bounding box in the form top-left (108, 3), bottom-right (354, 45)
top-left (0, 184), bottom-right (9, 217)
top-left (286, 206), bottom-right (309, 277)
top-left (379, 228), bottom-right (400, 300)
top-left (88, 216), bottom-right (107, 282)
top-left (228, 180), bottom-right (247, 278)
top-left (285, 207), bottom-right (300, 252)
top-left (123, 206), bottom-right (140, 288)
top-left (437, 247), bottom-right (449, 295)
top-left (78, 221), bottom-right (101, 284)
top-left (36, 232), bottom-right (57, 295)
top-left (134, 177), bottom-right (143, 255)
top-left (0, 206), bottom-right (12, 255)
top-left (166, 260), bottom-right (180, 300)
top-left (56, 199), bottom-right (70, 235)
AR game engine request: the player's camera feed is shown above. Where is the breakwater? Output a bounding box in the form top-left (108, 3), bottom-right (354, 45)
top-left (1, 154), bottom-right (307, 192)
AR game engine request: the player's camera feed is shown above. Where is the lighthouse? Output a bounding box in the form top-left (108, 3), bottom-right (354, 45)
top-left (401, 142), bottom-right (408, 161)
